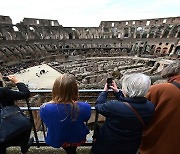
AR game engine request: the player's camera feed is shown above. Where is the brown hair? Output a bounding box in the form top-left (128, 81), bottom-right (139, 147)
top-left (52, 73), bottom-right (79, 121)
top-left (161, 60), bottom-right (180, 78)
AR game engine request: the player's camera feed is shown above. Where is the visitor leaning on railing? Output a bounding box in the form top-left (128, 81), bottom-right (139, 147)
top-left (91, 73), bottom-right (155, 154)
top-left (0, 74), bottom-right (33, 154)
top-left (39, 73), bottom-right (91, 154)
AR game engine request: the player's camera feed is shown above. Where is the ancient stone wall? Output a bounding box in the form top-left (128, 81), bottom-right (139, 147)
top-left (0, 15), bottom-right (179, 66)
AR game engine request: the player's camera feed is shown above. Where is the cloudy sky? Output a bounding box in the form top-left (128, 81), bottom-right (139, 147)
top-left (1, 0), bottom-right (180, 27)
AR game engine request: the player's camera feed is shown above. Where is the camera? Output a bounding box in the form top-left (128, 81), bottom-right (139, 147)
top-left (107, 78), bottom-right (113, 89)
top-left (3, 76), bottom-right (10, 81)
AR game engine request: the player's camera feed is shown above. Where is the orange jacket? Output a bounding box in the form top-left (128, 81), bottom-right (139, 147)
top-left (140, 75), bottom-right (180, 154)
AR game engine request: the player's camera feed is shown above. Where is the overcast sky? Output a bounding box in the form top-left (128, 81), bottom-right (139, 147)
top-left (1, 0), bottom-right (180, 27)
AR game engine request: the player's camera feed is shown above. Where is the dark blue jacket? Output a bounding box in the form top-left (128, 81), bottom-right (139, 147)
top-left (92, 91), bottom-right (155, 154)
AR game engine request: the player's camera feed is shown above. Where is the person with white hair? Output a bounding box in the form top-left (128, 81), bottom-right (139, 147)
top-left (91, 73), bottom-right (155, 154)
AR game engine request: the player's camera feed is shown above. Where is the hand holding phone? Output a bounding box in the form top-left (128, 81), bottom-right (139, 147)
top-left (3, 75), bottom-right (19, 84)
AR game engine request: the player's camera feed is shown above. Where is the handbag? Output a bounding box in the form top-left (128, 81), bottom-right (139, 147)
top-left (0, 103), bottom-right (32, 143)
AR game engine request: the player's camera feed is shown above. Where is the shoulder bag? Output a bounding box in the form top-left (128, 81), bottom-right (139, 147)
top-left (123, 102), bottom-right (145, 127)
top-left (171, 81), bottom-right (180, 89)
top-left (0, 103), bottom-right (32, 143)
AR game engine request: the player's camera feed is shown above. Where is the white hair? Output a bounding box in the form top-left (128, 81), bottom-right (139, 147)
top-left (122, 73), bottom-right (151, 97)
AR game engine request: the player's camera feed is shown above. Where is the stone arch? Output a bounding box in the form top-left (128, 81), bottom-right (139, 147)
top-left (13, 26), bottom-right (19, 32)
top-left (24, 32), bottom-right (28, 40)
top-left (177, 32), bottom-right (180, 38)
top-left (69, 33), bottom-right (73, 39)
top-left (175, 46), bottom-right (180, 55)
top-left (124, 33), bottom-right (128, 38)
top-left (156, 47), bottom-right (161, 53)
top-left (0, 50), bottom-right (7, 62)
top-left (6, 32), bottom-right (12, 40)
top-left (8, 55), bottom-right (18, 63)
top-left (162, 47), bottom-right (168, 54)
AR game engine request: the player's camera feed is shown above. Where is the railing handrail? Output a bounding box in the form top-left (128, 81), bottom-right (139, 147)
top-left (20, 93), bottom-right (100, 148)
top-left (20, 106), bottom-right (96, 110)
top-left (29, 89), bottom-right (105, 93)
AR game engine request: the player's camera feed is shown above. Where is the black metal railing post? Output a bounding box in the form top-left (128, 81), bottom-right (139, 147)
top-left (26, 98), bottom-right (40, 148)
top-left (92, 109), bottom-right (99, 141)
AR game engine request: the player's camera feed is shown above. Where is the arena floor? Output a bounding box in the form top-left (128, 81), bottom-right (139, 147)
top-left (14, 64), bottom-right (61, 89)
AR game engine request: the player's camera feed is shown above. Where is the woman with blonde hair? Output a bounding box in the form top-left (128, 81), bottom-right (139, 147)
top-left (40, 73), bottom-right (91, 154)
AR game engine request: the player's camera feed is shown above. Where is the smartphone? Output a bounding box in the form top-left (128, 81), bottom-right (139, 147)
top-left (3, 76), bottom-right (10, 81)
top-left (107, 78), bottom-right (113, 89)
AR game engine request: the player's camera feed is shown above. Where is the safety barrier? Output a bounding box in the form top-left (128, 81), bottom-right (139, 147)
top-left (19, 89), bottom-right (110, 147)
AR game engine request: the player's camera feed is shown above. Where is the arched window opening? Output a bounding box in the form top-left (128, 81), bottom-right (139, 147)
top-left (51, 21), bottom-right (54, 26)
top-left (163, 19), bottom-right (167, 24)
top-left (146, 21), bottom-right (150, 26)
top-left (137, 27), bottom-right (143, 32)
top-left (30, 27), bottom-right (35, 31)
top-left (156, 47), bottom-right (161, 53)
top-left (13, 26), bottom-right (19, 31)
top-left (6, 32), bottom-right (12, 40)
top-left (69, 33), bottom-right (73, 39)
top-left (175, 46), bottom-right (180, 55)
top-left (162, 47), bottom-right (168, 54)
top-left (124, 33), bottom-right (128, 38)
top-left (177, 32), bottom-right (180, 38)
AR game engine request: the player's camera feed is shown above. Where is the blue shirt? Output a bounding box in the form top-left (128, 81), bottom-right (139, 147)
top-left (40, 102), bottom-right (91, 148)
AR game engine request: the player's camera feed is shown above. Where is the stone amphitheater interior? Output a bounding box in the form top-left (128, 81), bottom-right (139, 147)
top-left (0, 15), bottom-right (180, 153)
top-left (0, 15), bottom-right (180, 90)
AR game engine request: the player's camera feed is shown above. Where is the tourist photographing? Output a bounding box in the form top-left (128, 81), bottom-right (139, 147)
top-left (0, 73), bottom-right (32, 154)
top-left (140, 60), bottom-right (180, 154)
top-left (40, 73), bottom-right (91, 154)
top-left (91, 73), bottom-right (155, 154)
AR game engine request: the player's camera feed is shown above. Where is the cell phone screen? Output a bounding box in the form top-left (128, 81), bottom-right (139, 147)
top-left (107, 78), bottom-right (113, 88)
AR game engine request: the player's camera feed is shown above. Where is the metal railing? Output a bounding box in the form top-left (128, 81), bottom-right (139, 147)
top-left (19, 89), bottom-right (107, 147)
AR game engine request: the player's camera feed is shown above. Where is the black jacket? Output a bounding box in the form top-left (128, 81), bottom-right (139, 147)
top-left (0, 83), bottom-right (30, 107)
